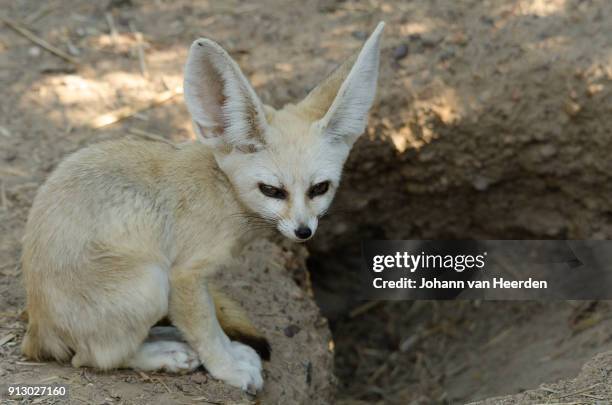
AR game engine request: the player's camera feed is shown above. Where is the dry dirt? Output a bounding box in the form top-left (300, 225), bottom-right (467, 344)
top-left (474, 350), bottom-right (612, 404)
top-left (1, 0), bottom-right (612, 404)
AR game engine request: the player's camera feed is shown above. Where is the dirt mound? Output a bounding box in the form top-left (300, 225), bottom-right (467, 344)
top-left (473, 351), bottom-right (612, 404)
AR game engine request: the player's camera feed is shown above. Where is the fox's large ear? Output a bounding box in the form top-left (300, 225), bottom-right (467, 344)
top-left (184, 39), bottom-right (268, 150)
top-left (298, 22), bottom-right (384, 145)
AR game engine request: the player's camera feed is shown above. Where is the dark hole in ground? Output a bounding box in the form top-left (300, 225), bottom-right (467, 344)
top-left (307, 235), bottom-right (612, 403)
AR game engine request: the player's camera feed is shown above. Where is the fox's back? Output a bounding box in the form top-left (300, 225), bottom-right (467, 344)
top-left (22, 137), bottom-right (248, 279)
top-left (22, 140), bottom-right (177, 276)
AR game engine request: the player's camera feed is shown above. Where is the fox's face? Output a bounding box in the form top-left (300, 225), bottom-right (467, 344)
top-left (215, 110), bottom-right (351, 241)
top-left (183, 23), bottom-right (384, 241)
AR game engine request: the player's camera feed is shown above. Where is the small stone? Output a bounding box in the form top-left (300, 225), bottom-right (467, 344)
top-left (351, 31), bottom-right (367, 40)
top-left (305, 361), bottom-right (312, 385)
top-left (439, 46), bottom-right (456, 61)
top-left (108, 0), bottom-right (133, 8)
top-left (67, 42), bottom-right (80, 56)
top-left (451, 31), bottom-right (468, 46)
top-left (317, 0), bottom-right (339, 12)
top-left (539, 144), bottom-right (556, 158)
top-left (392, 44), bottom-right (408, 61)
top-left (587, 83), bottom-right (604, 96)
top-left (190, 372), bottom-right (208, 384)
top-left (332, 222), bottom-right (348, 235)
top-left (28, 46), bottom-right (41, 57)
top-left (284, 324), bottom-right (301, 338)
top-left (564, 100), bottom-right (581, 117)
top-left (290, 289), bottom-right (304, 300)
top-left (420, 33), bottom-right (443, 48)
top-left (472, 175), bottom-right (491, 191)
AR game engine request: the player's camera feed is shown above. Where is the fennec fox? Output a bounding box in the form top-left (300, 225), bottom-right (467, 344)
top-left (21, 22), bottom-right (384, 391)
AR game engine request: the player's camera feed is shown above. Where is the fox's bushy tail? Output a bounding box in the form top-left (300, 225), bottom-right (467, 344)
top-left (210, 285), bottom-right (271, 360)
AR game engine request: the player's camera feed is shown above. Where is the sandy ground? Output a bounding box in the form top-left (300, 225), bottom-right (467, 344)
top-left (1, 0), bottom-right (612, 404)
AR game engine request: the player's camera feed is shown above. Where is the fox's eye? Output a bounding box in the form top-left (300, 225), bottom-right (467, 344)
top-left (258, 183), bottom-right (287, 199)
top-left (308, 181), bottom-right (330, 199)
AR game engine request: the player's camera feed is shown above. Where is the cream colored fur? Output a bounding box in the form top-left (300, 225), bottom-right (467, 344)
top-left (21, 22), bottom-right (384, 392)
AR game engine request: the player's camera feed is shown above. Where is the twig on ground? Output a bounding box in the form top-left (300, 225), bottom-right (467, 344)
top-left (0, 16), bottom-right (80, 65)
top-left (367, 360), bottom-right (389, 384)
top-left (138, 371), bottom-right (151, 381)
top-left (580, 393), bottom-right (605, 400)
top-left (154, 377), bottom-right (172, 393)
top-left (129, 21), bottom-right (148, 77)
top-left (8, 182), bottom-right (38, 194)
top-left (532, 403), bottom-right (588, 405)
top-left (37, 375), bottom-right (59, 383)
top-left (349, 300), bottom-right (381, 319)
top-left (0, 126), bottom-right (11, 137)
top-left (368, 352), bottom-right (397, 385)
top-left (79, 368), bottom-right (93, 383)
top-left (89, 87), bottom-right (182, 129)
top-left (105, 12), bottom-right (118, 44)
top-left (190, 398), bottom-right (223, 405)
top-left (0, 166), bottom-right (29, 177)
top-left (0, 261), bottom-right (17, 271)
top-left (65, 36), bottom-right (80, 57)
top-left (161, 76), bottom-right (171, 91)
top-left (137, 372), bottom-right (171, 393)
top-left (15, 361), bottom-right (47, 366)
top-left (539, 386), bottom-right (560, 394)
top-left (0, 333), bottom-right (15, 346)
top-left (0, 181), bottom-right (7, 210)
top-left (483, 327), bottom-right (512, 348)
top-left (24, 4), bottom-right (54, 24)
top-left (557, 383), bottom-right (603, 399)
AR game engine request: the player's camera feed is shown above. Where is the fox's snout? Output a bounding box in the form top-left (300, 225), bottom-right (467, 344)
top-left (277, 215), bottom-right (318, 242)
top-left (294, 225), bottom-right (312, 241)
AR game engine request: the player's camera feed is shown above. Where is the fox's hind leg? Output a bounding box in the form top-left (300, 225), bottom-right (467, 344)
top-left (71, 324), bottom-right (200, 374)
top-left (124, 341), bottom-right (199, 372)
top-left (123, 331), bottom-right (200, 372)
top-left (72, 337), bottom-right (200, 373)
top-left (65, 261), bottom-right (180, 372)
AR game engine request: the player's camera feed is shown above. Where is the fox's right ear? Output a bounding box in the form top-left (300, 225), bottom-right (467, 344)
top-left (298, 22), bottom-right (384, 146)
top-left (183, 39), bottom-right (268, 151)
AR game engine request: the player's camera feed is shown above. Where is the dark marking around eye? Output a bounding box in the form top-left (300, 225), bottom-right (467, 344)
top-left (308, 181), bottom-right (330, 199)
top-left (258, 183), bottom-right (288, 200)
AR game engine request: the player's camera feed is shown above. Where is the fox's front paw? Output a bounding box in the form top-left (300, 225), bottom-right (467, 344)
top-left (205, 341), bottom-right (263, 392)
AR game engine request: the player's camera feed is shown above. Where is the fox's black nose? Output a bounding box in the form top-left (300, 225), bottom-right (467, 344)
top-left (294, 226), bottom-right (312, 240)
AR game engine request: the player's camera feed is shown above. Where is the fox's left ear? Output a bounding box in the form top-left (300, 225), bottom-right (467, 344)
top-left (298, 22), bottom-right (384, 145)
